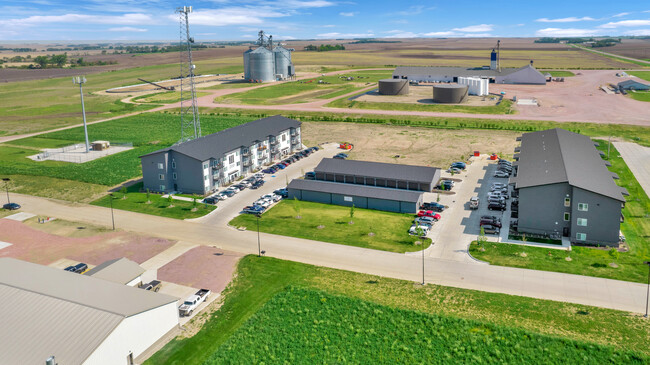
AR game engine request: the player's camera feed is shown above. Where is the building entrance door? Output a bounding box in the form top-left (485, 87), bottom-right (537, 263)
top-left (563, 227), bottom-right (569, 237)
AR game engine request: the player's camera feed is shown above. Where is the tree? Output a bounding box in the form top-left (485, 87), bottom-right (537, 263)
top-left (349, 204), bottom-right (355, 223)
top-left (34, 55), bottom-right (48, 68)
top-left (436, 193), bottom-right (440, 203)
top-left (167, 194), bottom-right (173, 206)
top-left (120, 186), bottom-right (127, 199)
top-left (145, 188), bottom-right (151, 203)
top-left (478, 226), bottom-right (486, 245)
top-left (50, 53), bottom-right (67, 67)
top-left (292, 197), bottom-right (301, 219)
top-left (608, 248), bottom-right (620, 262)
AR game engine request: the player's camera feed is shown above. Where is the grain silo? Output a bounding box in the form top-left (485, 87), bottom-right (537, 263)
top-left (242, 30), bottom-right (295, 82)
top-left (432, 84), bottom-right (468, 103)
top-left (243, 48), bottom-right (252, 80)
top-left (273, 46), bottom-right (292, 79)
top-left (249, 47), bottom-right (275, 82)
top-left (378, 79), bottom-right (409, 95)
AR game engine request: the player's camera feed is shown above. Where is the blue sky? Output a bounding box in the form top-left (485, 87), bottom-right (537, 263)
top-left (0, 0), bottom-right (649, 41)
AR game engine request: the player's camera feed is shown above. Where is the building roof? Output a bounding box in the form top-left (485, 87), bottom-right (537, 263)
top-left (0, 258), bottom-right (177, 365)
top-left (393, 65), bottom-right (527, 78)
top-left (314, 158), bottom-right (438, 184)
top-left (510, 128), bottom-right (625, 201)
top-left (141, 115), bottom-right (301, 161)
top-left (85, 257), bottom-right (145, 285)
top-left (288, 179), bottom-right (424, 203)
top-left (618, 79), bottom-right (650, 90)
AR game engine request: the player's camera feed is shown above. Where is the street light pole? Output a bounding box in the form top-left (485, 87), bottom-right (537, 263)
top-left (73, 76), bottom-right (90, 153)
top-left (2, 178), bottom-right (9, 205)
top-left (109, 193), bottom-right (115, 231)
top-left (422, 241), bottom-right (425, 285)
top-left (256, 213), bottom-right (261, 257)
top-left (644, 261), bottom-right (650, 318)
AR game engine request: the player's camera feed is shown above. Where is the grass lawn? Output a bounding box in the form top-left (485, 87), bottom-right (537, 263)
top-left (229, 200), bottom-right (430, 253)
top-left (471, 140), bottom-right (649, 283)
top-left (2, 174), bottom-right (107, 203)
top-left (630, 71), bottom-right (650, 82)
top-left (91, 182), bottom-right (215, 219)
top-left (145, 256), bottom-right (650, 365)
top-left (131, 91), bottom-right (211, 104)
top-left (541, 70), bottom-right (576, 77)
top-left (327, 96), bottom-right (515, 115)
top-left (628, 91), bottom-right (650, 102)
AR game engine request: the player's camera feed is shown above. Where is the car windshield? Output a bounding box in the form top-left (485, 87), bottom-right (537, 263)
top-left (183, 301), bottom-right (194, 306)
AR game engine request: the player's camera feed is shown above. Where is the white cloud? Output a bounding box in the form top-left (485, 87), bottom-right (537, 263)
top-left (0, 13), bottom-right (153, 27)
top-left (108, 26), bottom-right (147, 32)
top-left (184, 8), bottom-right (289, 26)
top-left (383, 30), bottom-right (418, 38)
top-left (339, 12), bottom-right (356, 17)
top-left (612, 12), bottom-right (630, 18)
top-left (317, 32), bottom-right (374, 38)
top-left (284, 0), bottom-right (334, 7)
top-left (422, 31), bottom-right (458, 37)
top-left (536, 16), bottom-right (596, 23)
top-left (621, 29), bottom-right (650, 36)
top-left (599, 19), bottom-right (650, 28)
top-left (397, 5), bottom-right (427, 16)
top-left (322, 24), bottom-right (336, 28)
top-left (452, 24), bottom-right (493, 32)
top-left (535, 27), bottom-right (600, 37)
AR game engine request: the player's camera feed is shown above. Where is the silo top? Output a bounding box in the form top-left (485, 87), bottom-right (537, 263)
top-left (250, 47), bottom-right (272, 54)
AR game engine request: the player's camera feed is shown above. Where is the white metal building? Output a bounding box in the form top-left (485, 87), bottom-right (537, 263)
top-left (458, 77), bottom-right (489, 96)
top-left (392, 64), bottom-right (546, 85)
top-left (85, 257), bottom-right (146, 287)
top-left (0, 258), bottom-right (179, 365)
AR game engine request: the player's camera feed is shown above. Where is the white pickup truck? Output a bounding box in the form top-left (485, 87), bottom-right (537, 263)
top-left (178, 289), bottom-right (211, 317)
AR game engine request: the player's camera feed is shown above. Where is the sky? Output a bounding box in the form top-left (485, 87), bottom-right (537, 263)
top-left (0, 0), bottom-right (649, 41)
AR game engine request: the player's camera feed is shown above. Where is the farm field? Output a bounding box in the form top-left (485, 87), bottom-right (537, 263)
top-left (597, 39), bottom-right (650, 61)
top-left (145, 256), bottom-right (650, 365)
top-left (229, 200), bottom-right (430, 253)
top-left (471, 141), bottom-right (650, 283)
top-left (630, 71), bottom-right (650, 82)
top-left (131, 91), bottom-right (211, 104)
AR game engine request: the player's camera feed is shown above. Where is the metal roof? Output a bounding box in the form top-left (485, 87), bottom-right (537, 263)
top-left (85, 257), bottom-right (145, 285)
top-left (510, 128), bottom-right (625, 201)
top-left (618, 79), bottom-right (650, 90)
top-left (0, 258), bottom-right (178, 365)
top-left (288, 179), bottom-right (424, 203)
top-left (141, 115), bottom-right (301, 161)
top-left (392, 65), bottom-right (529, 78)
top-left (314, 158), bottom-right (438, 184)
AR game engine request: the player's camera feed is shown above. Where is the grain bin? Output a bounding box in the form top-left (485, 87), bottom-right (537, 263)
top-left (432, 84), bottom-right (468, 103)
top-left (273, 46), bottom-right (292, 79)
top-left (378, 79), bottom-right (409, 95)
top-left (243, 48), bottom-right (253, 80)
top-left (249, 47), bottom-right (275, 82)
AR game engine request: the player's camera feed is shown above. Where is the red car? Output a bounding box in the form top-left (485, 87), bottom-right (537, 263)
top-left (417, 210), bottom-right (441, 221)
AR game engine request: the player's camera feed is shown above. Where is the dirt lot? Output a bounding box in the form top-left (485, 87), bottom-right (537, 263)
top-left (157, 245), bottom-right (243, 292)
top-left (301, 122), bottom-right (519, 167)
top-left (357, 85), bottom-right (498, 106)
top-left (0, 218), bottom-right (175, 265)
top-left (603, 39), bottom-right (650, 60)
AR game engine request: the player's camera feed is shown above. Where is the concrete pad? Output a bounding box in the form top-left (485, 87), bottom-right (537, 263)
top-left (0, 241), bottom-right (12, 250)
top-left (140, 241), bottom-right (199, 271)
top-left (4, 212), bottom-right (36, 222)
top-left (48, 258), bottom-right (83, 269)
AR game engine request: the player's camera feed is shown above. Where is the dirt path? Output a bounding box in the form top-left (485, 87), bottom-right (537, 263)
top-left (571, 45), bottom-right (650, 66)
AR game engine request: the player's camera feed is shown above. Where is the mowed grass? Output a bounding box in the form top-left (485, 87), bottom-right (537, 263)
top-left (628, 91), bottom-right (650, 102)
top-left (328, 96), bottom-right (515, 115)
top-left (471, 140), bottom-right (650, 283)
top-left (2, 174), bottom-right (107, 203)
top-left (145, 256), bottom-right (650, 365)
top-left (91, 182), bottom-right (215, 219)
top-left (541, 70), bottom-right (576, 77)
top-left (229, 200), bottom-right (430, 253)
top-left (208, 287), bottom-right (647, 364)
top-left (630, 71), bottom-right (650, 82)
top-left (131, 91), bottom-right (211, 104)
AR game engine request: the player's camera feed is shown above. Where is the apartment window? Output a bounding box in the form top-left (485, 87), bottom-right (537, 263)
top-left (577, 218), bottom-right (588, 226)
top-left (229, 155), bottom-right (235, 164)
top-left (159, 185), bottom-right (165, 191)
top-left (157, 163), bottom-right (164, 169)
top-left (282, 134), bottom-right (286, 141)
top-left (578, 203), bottom-right (588, 211)
top-left (563, 212), bottom-right (570, 221)
top-left (159, 174), bottom-right (165, 180)
top-left (203, 162), bottom-right (209, 169)
top-left (576, 233), bottom-right (587, 241)
top-left (173, 172), bottom-right (177, 180)
top-left (564, 197), bottom-right (571, 207)
top-left (204, 175), bottom-right (208, 181)
top-left (171, 160), bottom-right (176, 169)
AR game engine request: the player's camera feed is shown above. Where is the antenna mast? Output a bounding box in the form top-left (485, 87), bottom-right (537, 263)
top-left (176, 6), bottom-right (201, 143)
top-left (497, 39), bottom-right (501, 72)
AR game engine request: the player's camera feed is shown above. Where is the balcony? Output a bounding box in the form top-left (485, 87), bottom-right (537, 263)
top-left (212, 171), bottom-right (224, 179)
top-left (243, 159), bottom-right (253, 167)
top-left (271, 147), bottom-right (280, 154)
top-left (270, 139), bottom-right (279, 146)
top-left (242, 151), bottom-right (251, 157)
top-left (291, 138), bottom-right (300, 145)
top-left (211, 161), bottom-right (222, 169)
top-left (291, 130), bottom-right (298, 136)
top-left (514, 147), bottom-right (520, 153)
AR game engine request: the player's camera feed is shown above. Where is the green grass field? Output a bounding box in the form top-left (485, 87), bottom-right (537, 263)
top-left (145, 256), bottom-right (650, 365)
top-left (628, 91), bottom-right (650, 102)
top-left (471, 140), bottom-right (650, 283)
top-left (541, 70), bottom-right (576, 77)
top-left (91, 182), bottom-right (215, 219)
top-left (630, 71), bottom-right (650, 82)
top-left (131, 91), bottom-right (211, 104)
top-left (229, 200), bottom-right (430, 253)
top-left (1, 174), bottom-right (106, 203)
top-left (328, 96), bottom-right (515, 115)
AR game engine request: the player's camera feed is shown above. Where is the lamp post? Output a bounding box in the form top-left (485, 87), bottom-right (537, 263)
top-left (644, 261), bottom-right (650, 318)
top-left (256, 213), bottom-right (261, 257)
top-left (109, 193), bottom-right (115, 231)
top-left (422, 240), bottom-right (425, 285)
top-left (72, 76), bottom-right (90, 153)
top-left (2, 178), bottom-right (10, 205)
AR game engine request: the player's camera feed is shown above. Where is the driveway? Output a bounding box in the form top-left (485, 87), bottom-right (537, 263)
top-left (613, 142), bottom-right (650, 197)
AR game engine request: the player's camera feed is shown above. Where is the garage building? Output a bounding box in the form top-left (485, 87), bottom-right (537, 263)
top-left (288, 179), bottom-right (423, 213)
top-left (0, 258), bottom-right (179, 365)
top-left (392, 63), bottom-right (546, 85)
top-left (85, 257), bottom-right (146, 287)
top-left (313, 158), bottom-right (440, 192)
top-left (618, 79), bottom-right (650, 91)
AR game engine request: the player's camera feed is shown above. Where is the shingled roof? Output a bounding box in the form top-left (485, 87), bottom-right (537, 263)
top-left (288, 179), bottom-right (424, 202)
top-left (314, 158), bottom-right (438, 184)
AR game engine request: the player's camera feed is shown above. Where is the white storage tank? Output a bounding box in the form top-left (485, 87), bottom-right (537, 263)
top-left (458, 77), bottom-right (489, 96)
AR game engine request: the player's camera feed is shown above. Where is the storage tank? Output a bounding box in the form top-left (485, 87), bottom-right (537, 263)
top-left (243, 48), bottom-right (253, 80)
top-left (458, 77), bottom-right (489, 96)
top-left (490, 49), bottom-right (497, 70)
top-left (432, 84), bottom-right (468, 103)
top-left (249, 47), bottom-right (275, 82)
top-left (378, 79), bottom-right (409, 95)
top-left (273, 46), bottom-right (292, 79)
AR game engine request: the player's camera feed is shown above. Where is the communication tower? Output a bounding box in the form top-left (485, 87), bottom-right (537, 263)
top-left (176, 6), bottom-right (201, 143)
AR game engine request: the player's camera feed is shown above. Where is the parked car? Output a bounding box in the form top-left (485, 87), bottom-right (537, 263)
top-left (488, 202), bottom-right (506, 211)
top-left (494, 171), bottom-right (510, 178)
top-left (310, 146), bottom-right (320, 151)
top-left (409, 224), bottom-right (430, 236)
top-left (221, 190), bottom-right (235, 198)
top-left (203, 197), bottom-right (219, 205)
top-left (333, 155), bottom-right (346, 159)
top-left (492, 182), bottom-right (508, 189)
top-left (63, 266), bottom-right (77, 272)
top-left (451, 161), bottom-right (466, 169)
top-left (2, 202), bottom-right (20, 210)
top-left (335, 152), bottom-right (348, 158)
top-left (481, 224), bottom-right (500, 234)
top-left (274, 188), bottom-right (288, 198)
top-left (415, 216), bottom-right (435, 226)
top-left (437, 180), bottom-right (454, 190)
top-left (447, 167), bottom-right (462, 174)
top-left (262, 168), bottom-right (274, 174)
top-left (243, 205), bottom-right (265, 214)
top-left (275, 164), bottom-right (286, 169)
top-left (469, 196), bottom-right (479, 209)
top-left (480, 216), bottom-right (502, 228)
top-left (238, 180), bottom-right (252, 188)
top-left (254, 199), bottom-right (271, 208)
top-left (226, 186), bottom-right (240, 194)
top-left (179, 289), bottom-right (211, 317)
top-left (251, 180), bottom-right (265, 189)
top-left (139, 280), bottom-right (162, 292)
top-left (262, 194), bottom-right (281, 202)
top-left (417, 210), bottom-right (441, 221)
top-left (305, 172), bottom-right (316, 180)
top-left (64, 263), bottom-right (88, 274)
top-left (420, 202), bottom-right (445, 212)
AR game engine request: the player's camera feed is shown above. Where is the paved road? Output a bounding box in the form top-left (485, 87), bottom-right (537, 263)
top-left (613, 142), bottom-right (650, 198)
top-left (7, 189), bottom-right (648, 314)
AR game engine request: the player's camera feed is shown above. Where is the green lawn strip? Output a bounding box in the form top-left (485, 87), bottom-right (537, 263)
top-left (315, 84), bottom-right (360, 99)
top-left (628, 91), bottom-right (650, 102)
top-left (540, 70), bottom-right (576, 77)
top-left (629, 71), bottom-right (650, 82)
top-left (4, 137), bottom-right (80, 149)
top-left (327, 97), bottom-right (515, 115)
top-left (229, 200), bottom-right (430, 253)
top-left (3, 174), bottom-right (107, 203)
top-left (91, 184), bottom-right (215, 219)
top-left (131, 91), bottom-right (211, 104)
top-left (146, 256), bottom-right (650, 365)
top-left (208, 287), bottom-right (647, 364)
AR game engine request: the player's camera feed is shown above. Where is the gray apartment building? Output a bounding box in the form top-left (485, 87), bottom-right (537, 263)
top-left (140, 115), bottom-right (302, 194)
top-left (510, 128), bottom-right (628, 246)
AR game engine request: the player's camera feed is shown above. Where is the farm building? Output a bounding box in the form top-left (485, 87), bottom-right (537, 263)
top-left (140, 115), bottom-right (302, 194)
top-left (510, 128), bottom-right (627, 246)
top-left (392, 64), bottom-right (546, 85)
top-left (288, 179), bottom-right (424, 214)
top-left (0, 257), bottom-right (178, 365)
top-left (313, 158), bottom-right (440, 192)
top-left (618, 79), bottom-right (650, 91)
top-left (85, 257), bottom-right (146, 287)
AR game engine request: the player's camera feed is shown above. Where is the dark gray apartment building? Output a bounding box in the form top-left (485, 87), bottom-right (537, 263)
top-left (140, 115), bottom-right (302, 194)
top-left (510, 128), bottom-right (628, 246)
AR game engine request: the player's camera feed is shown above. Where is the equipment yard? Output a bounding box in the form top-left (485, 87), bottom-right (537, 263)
top-left (356, 85), bottom-right (500, 106)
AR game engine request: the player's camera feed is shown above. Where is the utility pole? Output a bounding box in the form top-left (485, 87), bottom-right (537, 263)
top-left (2, 178), bottom-right (10, 205)
top-left (72, 76), bottom-right (90, 153)
top-left (607, 136), bottom-right (611, 159)
top-left (644, 261), bottom-right (650, 318)
top-left (256, 213), bottom-right (261, 257)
